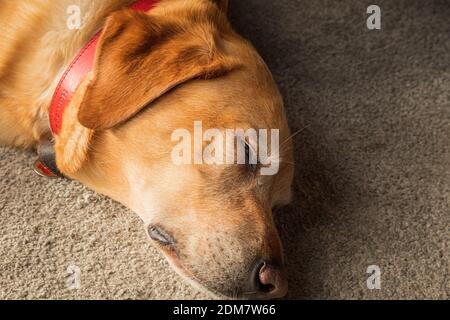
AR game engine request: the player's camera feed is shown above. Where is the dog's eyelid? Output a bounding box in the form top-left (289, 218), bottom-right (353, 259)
top-left (244, 141), bottom-right (259, 173)
top-left (147, 225), bottom-right (176, 247)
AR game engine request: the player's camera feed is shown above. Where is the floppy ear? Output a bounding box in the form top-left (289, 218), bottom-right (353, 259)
top-left (54, 74), bottom-right (95, 175)
top-left (78, 8), bottom-right (237, 130)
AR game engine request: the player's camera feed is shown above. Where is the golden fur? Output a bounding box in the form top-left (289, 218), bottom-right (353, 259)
top-left (0, 0), bottom-right (294, 299)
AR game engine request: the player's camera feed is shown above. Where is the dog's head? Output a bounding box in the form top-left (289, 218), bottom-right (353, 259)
top-left (55, 0), bottom-right (294, 299)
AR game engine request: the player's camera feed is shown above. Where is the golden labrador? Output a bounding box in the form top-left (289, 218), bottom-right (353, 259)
top-left (0, 0), bottom-right (294, 299)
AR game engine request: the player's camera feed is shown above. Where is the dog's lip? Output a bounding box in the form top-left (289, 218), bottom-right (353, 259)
top-left (149, 247), bottom-right (287, 300)
top-left (147, 247), bottom-right (265, 300)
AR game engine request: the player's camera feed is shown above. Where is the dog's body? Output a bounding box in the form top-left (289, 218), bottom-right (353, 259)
top-left (0, 0), bottom-right (294, 299)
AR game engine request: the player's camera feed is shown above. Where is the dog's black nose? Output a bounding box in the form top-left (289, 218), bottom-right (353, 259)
top-left (250, 260), bottom-right (288, 299)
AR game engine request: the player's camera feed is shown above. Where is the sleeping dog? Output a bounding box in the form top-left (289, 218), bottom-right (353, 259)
top-left (0, 0), bottom-right (294, 299)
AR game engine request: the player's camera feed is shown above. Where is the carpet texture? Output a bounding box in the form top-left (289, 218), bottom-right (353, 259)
top-left (0, 0), bottom-right (448, 299)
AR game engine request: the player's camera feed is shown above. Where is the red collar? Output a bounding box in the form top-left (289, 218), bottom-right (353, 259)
top-left (49, 0), bottom-right (159, 135)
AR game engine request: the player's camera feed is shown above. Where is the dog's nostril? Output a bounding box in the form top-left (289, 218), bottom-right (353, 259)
top-left (253, 262), bottom-right (274, 293)
top-left (251, 260), bottom-right (288, 298)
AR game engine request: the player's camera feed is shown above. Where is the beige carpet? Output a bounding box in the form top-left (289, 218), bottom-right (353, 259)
top-left (0, 0), bottom-right (449, 299)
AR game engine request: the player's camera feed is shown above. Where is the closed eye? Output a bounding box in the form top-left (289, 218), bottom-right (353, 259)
top-left (147, 225), bottom-right (176, 247)
top-left (244, 141), bottom-right (258, 173)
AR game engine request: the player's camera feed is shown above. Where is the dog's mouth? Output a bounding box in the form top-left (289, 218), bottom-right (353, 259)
top-left (145, 224), bottom-right (287, 300)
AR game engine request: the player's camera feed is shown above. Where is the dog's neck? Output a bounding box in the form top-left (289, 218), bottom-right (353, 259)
top-left (35, 0), bottom-right (159, 178)
top-left (49, 0), bottom-right (159, 136)
top-left (0, 0), bottom-right (170, 150)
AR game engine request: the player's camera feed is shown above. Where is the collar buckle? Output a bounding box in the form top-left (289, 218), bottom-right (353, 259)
top-left (33, 159), bottom-right (60, 178)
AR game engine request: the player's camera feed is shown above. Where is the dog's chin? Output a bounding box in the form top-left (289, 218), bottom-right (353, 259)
top-left (160, 261), bottom-right (284, 300)
top-left (169, 266), bottom-right (224, 299)
top-left (157, 250), bottom-right (249, 300)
